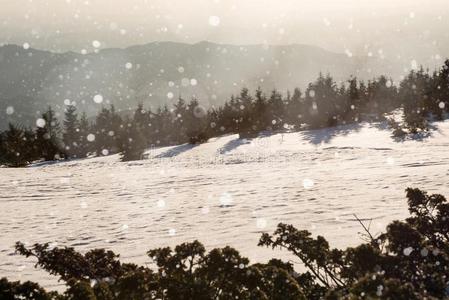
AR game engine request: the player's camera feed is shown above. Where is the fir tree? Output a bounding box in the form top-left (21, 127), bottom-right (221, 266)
top-left (35, 106), bottom-right (64, 161)
top-left (118, 120), bottom-right (146, 162)
top-left (0, 124), bottom-right (28, 167)
top-left (78, 112), bottom-right (91, 157)
top-left (63, 105), bottom-right (80, 158)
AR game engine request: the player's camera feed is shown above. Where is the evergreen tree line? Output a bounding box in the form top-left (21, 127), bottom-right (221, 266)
top-left (1, 187), bottom-right (449, 299)
top-left (2, 60), bottom-right (449, 166)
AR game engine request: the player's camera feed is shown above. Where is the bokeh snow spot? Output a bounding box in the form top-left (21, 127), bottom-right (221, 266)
top-left (87, 134), bottom-right (96, 142)
top-left (93, 94), bottom-right (103, 104)
top-left (6, 106), bottom-right (14, 115)
top-left (36, 118), bottom-right (46, 128)
top-left (92, 40), bottom-right (101, 48)
top-left (403, 247), bottom-right (413, 256)
top-left (209, 16), bottom-right (220, 26)
top-left (256, 218), bottom-right (267, 229)
top-left (303, 179), bottom-right (314, 189)
top-left (386, 157), bottom-right (395, 165)
top-left (157, 199), bottom-right (166, 208)
top-left (219, 192), bottom-right (233, 206)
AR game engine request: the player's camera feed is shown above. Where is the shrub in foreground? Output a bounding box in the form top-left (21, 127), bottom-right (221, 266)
top-left (1, 188), bottom-right (448, 299)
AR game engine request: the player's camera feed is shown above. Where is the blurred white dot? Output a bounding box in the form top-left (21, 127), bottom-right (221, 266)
top-left (386, 157), bottom-right (395, 165)
top-left (157, 199), bottom-right (166, 208)
top-left (93, 94), bottom-right (103, 104)
top-left (209, 15), bottom-right (220, 26)
top-left (190, 78), bottom-right (198, 86)
top-left (403, 247), bottom-right (413, 256)
top-left (219, 192), bottom-right (233, 206)
top-left (23, 42), bottom-right (30, 50)
top-left (121, 224), bottom-right (129, 230)
top-left (64, 99), bottom-right (71, 106)
top-left (167, 92), bottom-right (174, 99)
top-left (125, 62), bottom-right (133, 69)
top-left (303, 179), bottom-right (314, 189)
top-left (309, 90), bottom-right (315, 98)
top-left (6, 106), bottom-right (14, 115)
top-left (36, 118), bottom-right (46, 128)
top-left (87, 134), bottom-right (95, 142)
top-left (92, 40), bottom-right (101, 48)
top-left (420, 248), bottom-right (429, 257)
top-left (101, 149), bottom-right (109, 156)
top-left (178, 66), bottom-right (185, 73)
top-left (439, 102), bottom-right (445, 109)
top-left (168, 228), bottom-right (176, 236)
top-left (193, 106), bottom-right (207, 118)
top-left (181, 78), bottom-right (190, 87)
top-left (256, 218), bottom-right (267, 229)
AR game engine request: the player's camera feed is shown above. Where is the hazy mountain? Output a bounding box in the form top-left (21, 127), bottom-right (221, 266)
top-left (0, 41), bottom-right (400, 129)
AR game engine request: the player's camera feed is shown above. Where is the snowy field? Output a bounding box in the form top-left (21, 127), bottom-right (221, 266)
top-left (1, 121), bottom-right (449, 289)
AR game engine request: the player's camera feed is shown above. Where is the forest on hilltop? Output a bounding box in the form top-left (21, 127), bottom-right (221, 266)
top-left (1, 60), bottom-right (449, 166)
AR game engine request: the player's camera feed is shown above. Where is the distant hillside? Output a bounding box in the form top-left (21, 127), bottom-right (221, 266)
top-left (0, 41), bottom-right (398, 129)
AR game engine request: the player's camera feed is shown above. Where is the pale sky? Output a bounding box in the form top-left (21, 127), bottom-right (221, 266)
top-left (1, 0), bottom-right (449, 60)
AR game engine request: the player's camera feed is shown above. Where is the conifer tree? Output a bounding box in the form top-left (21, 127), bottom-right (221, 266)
top-left (1, 124), bottom-right (28, 167)
top-left (185, 99), bottom-right (209, 144)
top-left (78, 112), bottom-right (91, 157)
top-left (253, 87), bottom-right (269, 132)
top-left (118, 120), bottom-right (146, 162)
top-left (286, 88), bottom-right (303, 129)
top-left (63, 104), bottom-right (80, 158)
top-left (35, 106), bottom-right (64, 161)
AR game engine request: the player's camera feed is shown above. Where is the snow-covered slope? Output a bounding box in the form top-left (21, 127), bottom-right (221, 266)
top-left (2, 121), bottom-right (449, 289)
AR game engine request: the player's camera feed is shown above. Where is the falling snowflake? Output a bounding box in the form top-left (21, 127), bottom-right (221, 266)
top-left (93, 94), bottom-right (103, 104)
top-left (403, 247), bottom-right (413, 256)
top-left (6, 106), bottom-right (14, 115)
top-left (36, 118), bottom-right (46, 128)
top-left (303, 179), bottom-right (314, 189)
top-left (219, 192), bottom-right (233, 206)
top-left (92, 40), bottom-right (101, 48)
top-left (87, 134), bottom-right (95, 142)
top-left (256, 218), bottom-right (267, 229)
top-left (209, 16), bottom-right (220, 27)
top-left (157, 199), bottom-right (166, 208)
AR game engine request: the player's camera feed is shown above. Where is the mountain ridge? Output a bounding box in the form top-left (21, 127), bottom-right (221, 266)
top-left (0, 41), bottom-right (395, 130)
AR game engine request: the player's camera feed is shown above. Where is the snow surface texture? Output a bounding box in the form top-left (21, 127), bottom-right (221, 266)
top-left (1, 121), bottom-right (449, 289)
